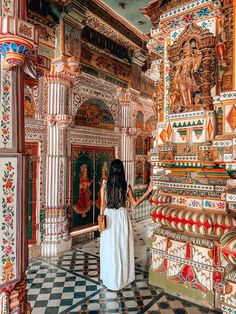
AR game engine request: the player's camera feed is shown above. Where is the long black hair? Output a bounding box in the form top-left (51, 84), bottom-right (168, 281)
top-left (106, 159), bottom-right (127, 209)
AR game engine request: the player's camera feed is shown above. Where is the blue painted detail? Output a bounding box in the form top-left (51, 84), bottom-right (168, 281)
top-left (24, 48), bottom-right (30, 55)
top-left (197, 8), bottom-right (210, 17)
top-left (18, 45), bottom-right (25, 53)
top-left (10, 42), bottom-right (18, 52)
top-left (3, 43), bottom-right (10, 51)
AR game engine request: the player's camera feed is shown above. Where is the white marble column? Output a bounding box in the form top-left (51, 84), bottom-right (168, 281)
top-left (41, 73), bottom-right (73, 257)
top-left (120, 91), bottom-right (134, 185)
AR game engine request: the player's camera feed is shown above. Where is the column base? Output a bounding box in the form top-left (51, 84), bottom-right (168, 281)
top-left (41, 237), bottom-right (72, 257)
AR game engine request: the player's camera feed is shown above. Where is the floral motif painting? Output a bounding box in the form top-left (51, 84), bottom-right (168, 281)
top-left (0, 68), bottom-right (12, 149)
top-left (64, 22), bottom-right (81, 57)
top-left (0, 157), bottom-right (18, 285)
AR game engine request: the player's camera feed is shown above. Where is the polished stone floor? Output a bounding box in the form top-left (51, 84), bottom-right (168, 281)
top-left (27, 219), bottom-right (220, 314)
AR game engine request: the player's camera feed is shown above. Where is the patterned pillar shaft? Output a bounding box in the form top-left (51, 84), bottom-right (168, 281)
top-left (41, 75), bottom-right (72, 257)
top-left (120, 96), bottom-right (134, 185)
top-left (0, 0), bottom-right (38, 312)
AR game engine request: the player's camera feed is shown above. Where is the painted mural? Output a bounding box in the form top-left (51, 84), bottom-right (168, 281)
top-left (136, 136), bottom-right (144, 155)
top-left (145, 115), bottom-right (156, 133)
top-left (25, 143), bottom-right (38, 245)
top-left (135, 111), bottom-right (144, 130)
top-left (74, 99), bottom-right (115, 130)
top-left (24, 86), bottom-right (36, 118)
top-left (71, 146), bottom-right (115, 231)
top-left (81, 46), bottom-right (131, 82)
top-left (64, 22), bottom-right (80, 57)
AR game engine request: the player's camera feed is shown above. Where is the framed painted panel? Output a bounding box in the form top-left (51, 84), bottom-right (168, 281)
top-left (25, 142), bottom-right (38, 245)
top-left (0, 154), bottom-right (27, 289)
top-left (94, 147), bottom-right (115, 221)
top-left (72, 146), bottom-right (94, 229)
top-left (71, 145), bottom-right (115, 231)
top-left (63, 21), bottom-right (81, 58)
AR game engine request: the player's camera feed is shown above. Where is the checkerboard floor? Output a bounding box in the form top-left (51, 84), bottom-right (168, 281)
top-left (27, 219), bottom-right (221, 314)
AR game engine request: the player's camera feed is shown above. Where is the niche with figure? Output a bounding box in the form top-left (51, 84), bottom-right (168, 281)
top-left (169, 23), bottom-right (216, 113)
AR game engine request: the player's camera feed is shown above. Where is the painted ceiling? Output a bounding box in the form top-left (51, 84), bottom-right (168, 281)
top-left (102, 0), bottom-right (153, 34)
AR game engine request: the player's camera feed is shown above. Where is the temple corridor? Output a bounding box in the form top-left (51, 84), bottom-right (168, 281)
top-left (27, 219), bottom-right (219, 314)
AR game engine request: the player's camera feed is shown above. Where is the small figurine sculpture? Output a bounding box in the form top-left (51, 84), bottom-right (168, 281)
top-left (173, 41), bottom-right (202, 110)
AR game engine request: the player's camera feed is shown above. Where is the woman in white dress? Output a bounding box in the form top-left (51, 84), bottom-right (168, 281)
top-left (99, 159), bottom-right (153, 291)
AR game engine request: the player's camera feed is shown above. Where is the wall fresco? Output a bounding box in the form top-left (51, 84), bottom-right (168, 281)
top-left (74, 99), bottom-right (115, 130)
top-left (71, 146), bottom-right (115, 230)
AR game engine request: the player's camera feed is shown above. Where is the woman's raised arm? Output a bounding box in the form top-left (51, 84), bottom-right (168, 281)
top-left (127, 181), bottom-right (153, 208)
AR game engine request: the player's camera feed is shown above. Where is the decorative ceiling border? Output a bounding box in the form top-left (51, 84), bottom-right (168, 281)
top-left (78, 0), bottom-right (145, 47)
top-left (86, 11), bottom-right (140, 51)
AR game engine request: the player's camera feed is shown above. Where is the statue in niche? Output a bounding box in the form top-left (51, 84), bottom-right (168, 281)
top-left (169, 23), bottom-right (216, 113)
top-left (172, 41), bottom-right (202, 111)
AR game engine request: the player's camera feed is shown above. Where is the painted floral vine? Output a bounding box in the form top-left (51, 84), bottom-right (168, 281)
top-left (2, 0), bottom-right (13, 16)
top-left (1, 162), bottom-right (15, 283)
top-left (1, 71), bottom-right (11, 148)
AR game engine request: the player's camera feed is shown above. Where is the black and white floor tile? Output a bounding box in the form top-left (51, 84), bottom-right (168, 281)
top-left (27, 219), bottom-right (221, 314)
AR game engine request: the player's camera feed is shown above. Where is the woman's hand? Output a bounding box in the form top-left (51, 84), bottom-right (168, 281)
top-left (147, 181), bottom-right (153, 194)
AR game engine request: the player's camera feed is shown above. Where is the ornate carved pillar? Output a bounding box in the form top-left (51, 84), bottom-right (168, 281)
top-left (40, 2), bottom-right (85, 257)
top-left (41, 61), bottom-right (79, 257)
top-left (119, 90), bottom-right (134, 185)
top-left (0, 1), bottom-right (38, 312)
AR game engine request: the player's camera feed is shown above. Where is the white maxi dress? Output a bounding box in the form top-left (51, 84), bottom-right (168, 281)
top-left (100, 196), bottom-right (135, 290)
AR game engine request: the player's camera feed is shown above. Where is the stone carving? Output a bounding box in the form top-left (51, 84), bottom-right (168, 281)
top-left (169, 23), bottom-right (216, 113)
top-left (221, 1), bottom-right (233, 91)
top-left (173, 41), bottom-right (202, 110)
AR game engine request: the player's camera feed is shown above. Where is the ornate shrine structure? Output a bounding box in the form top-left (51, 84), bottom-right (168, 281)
top-left (146, 0), bottom-right (236, 312)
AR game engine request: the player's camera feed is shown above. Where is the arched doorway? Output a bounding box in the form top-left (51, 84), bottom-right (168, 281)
top-left (71, 99), bottom-right (115, 232)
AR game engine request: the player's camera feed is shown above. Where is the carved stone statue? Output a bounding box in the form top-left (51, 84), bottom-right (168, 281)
top-left (173, 41), bottom-right (202, 110)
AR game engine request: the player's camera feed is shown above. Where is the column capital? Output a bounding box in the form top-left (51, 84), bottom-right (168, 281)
top-left (46, 114), bottom-right (72, 128)
top-left (45, 56), bottom-right (80, 86)
top-left (118, 88), bottom-right (133, 105)
top-left (0, 16), bottom-right (38, 68)
top-left (121, 127), bottom-right (141, 136)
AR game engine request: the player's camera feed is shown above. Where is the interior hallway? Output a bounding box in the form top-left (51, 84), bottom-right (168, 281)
top-left (27, 219), bottom-right (220, 314)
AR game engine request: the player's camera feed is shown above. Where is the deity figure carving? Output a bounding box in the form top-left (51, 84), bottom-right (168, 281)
top-left (169, 23), bottom-right (216, 113)
top-left (172, 41), bottom-right (202, 111)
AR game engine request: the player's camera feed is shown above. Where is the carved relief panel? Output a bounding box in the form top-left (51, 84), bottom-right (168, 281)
top-left (169, 23), bottom-right (216, 114)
